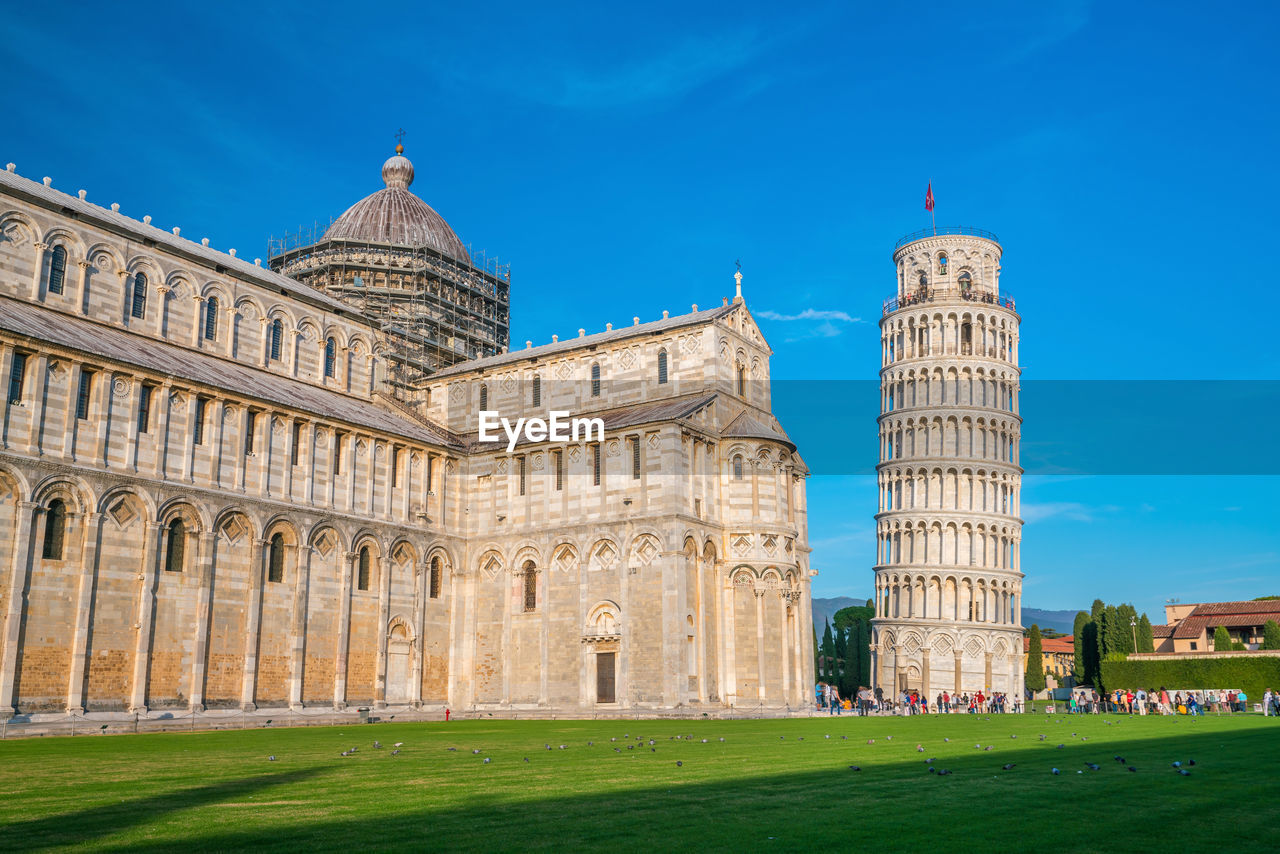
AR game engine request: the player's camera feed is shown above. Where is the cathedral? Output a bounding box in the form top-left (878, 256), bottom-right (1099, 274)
top-left (0, 147), bottom-right (814, 721)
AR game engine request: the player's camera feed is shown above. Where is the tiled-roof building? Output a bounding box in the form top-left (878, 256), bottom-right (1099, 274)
top-left (1151, 601), bottom-right (1280, 654)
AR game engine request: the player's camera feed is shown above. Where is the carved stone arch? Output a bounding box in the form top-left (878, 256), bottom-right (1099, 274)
top-left (32, 474), bottom-right (94, 515)
top-left (386, 613), bottom-right (417, 643)
top-left (84, 241), bottom-right (124, 274)
top-left (198, 280), bottom-right (230, 301)
top-left (588, 538), bottom-right (620, 572)
top-left (320, 323), bottom-right (349, 348)
top-left (701, 539), bottom-right (717, 563)
top-left (879, 628), bottom-right (897, 652)
top-left (234, 294), bottom-right (266, 321)
top-left (549, 542), bottom-right (578, 573)
top-left (214, 507), bottom-right (256, 546)
top-left (630, 532), bottom-right (661, 567)
top-left (991, 637), bottom-right (1010, 660)
top-left (389, 537), bottom-right (419, 569)
top-left (731, 566), bottom-right (756, 586)
top-left (163, 269), bottom-right (196, 299)
top-left (155, 496), bottom-right (209, 531)
top-left (97, 487), bottom-right (151, 532)
top-left (125, 254), bottom-right (164, 282)
top-left (425, 543), bottom-right (456, 573)
top-left (0, 211), bottom-right (38, 248)
top-left (297, 317), bottom-right (322, 343)
top-left (307, 523), bottom-right (342, 559)
top-left (0, 464), bottom-right (30, 504)
top-left (478, 549), bottom-right (504, 581)
top-left (586, 600), bottom-right (621, 636)
top-left (41, 225), bottom-right (85, 256)
top-left (262, 515), bottom-right (302, 546)
top-left (932, 632), bottom-right (955, 657)
top-left (511, 543), bottom-right (542, 572)
top-left (348, 334), bottom-right (373, 356)
top-left (963, 635), bottom-right (986, 659)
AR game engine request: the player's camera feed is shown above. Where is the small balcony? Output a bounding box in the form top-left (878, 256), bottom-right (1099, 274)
top-left (883, 287), bottom-right (1017, 317)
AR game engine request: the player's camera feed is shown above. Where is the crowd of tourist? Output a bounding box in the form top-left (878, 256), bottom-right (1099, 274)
top-left (814, 683), bottom-right (1019, 715)
top-left (1065, 687), bottom-right (1276, 715)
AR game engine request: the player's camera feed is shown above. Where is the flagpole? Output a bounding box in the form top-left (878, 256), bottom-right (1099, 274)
top-left (930, 177), bottom-right (936, 235)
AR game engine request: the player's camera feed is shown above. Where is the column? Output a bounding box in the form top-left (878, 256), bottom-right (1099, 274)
top-left (116, 270), bottom-right (130, 321)
top-left (984, 651), bottom-right (993, 693)
top-left (128, 522), bottom-right (163, 713)
top-left (189, 531), bottom-right (215, 711)
top-left (191, 295), bottom-right (206, 348)
top-left (721, 579), bottom-right (735, 703)
top-left (24, 354), bottom-right (48, 456)
top-left (209, 400), bottom-right (226, 488)
top-left (778, 592), bottom-right (790, 705)
top-left (374, 553), bottom-right (390, 708)
top-left (65, 511), bottom-right (103, 713)
top-left (75, 260), bottom-right (91, 315)
top-left (410, 559), bottom-right (425, 708)
top-left (124, 377), bottom-right (142, 473)
top-left (181, 388), bottom-right (197, 483)
top-left (333, 552), bottom-right (355, 709)
top-left (288, 545), bottom-right (312, 709)
top-left (0, 503), bottom-right (36, 715)
top-left (921, 647), bottom-right (931, 702)
top-left (302, 423), bottom-right (317, 505)
top-left (224, 305), bottom-right (238, 358)
top-left (754, 589), bottom-right (766, 703)
top-left (954, 651), bottom-right (963, 696)
top-left (61, 363), bottom-right (82, 460)
top-left (152, 382), bottom-right (173, 479)
top-left (29, 242), bottom-right (47, 300)
top-left (154, 285), bottom-right (170, 337)
top-left (239, 538), bottom-right (266, 710)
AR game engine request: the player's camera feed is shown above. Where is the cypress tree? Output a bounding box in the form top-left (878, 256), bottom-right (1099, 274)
top-left (1026, 624), bottom-right (1046, 693)
top-left (1072, 611), bottom-right (1090, 677)
top-left (1137, 614), bottom-right (1155, 653)
top-left (1082, 620), bottom-right (1101, 688)
top-left (821, 619), bottom-right (834, 680)
top-left (1102, 604), bottom-right (1125, 657)
top-left (857, 619), bottom-right (872, 687)
top-left (834, 622), bottom-right (848, 695)
top-left (1213, 625), bottom-right (1231, 651)
top-left (813, 625), bottom-right (820, 682)
top-left (1263, 620), bottom-right (1280, 651)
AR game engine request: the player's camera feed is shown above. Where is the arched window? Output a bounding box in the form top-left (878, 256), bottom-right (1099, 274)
top-left (958, 271), bottom-right (972, 293)
top-left (324, 337), bottom-right (336, 378)
top-left (131, 273), bottom-right (148, 318)
top-left (657, 350), bottom-right (668, 384)
top-left (590, 363), bottom-right (601, 397)
top-left (268, 532), bottom-right (285, 583)
top-left (733, 455), bottom-right (743, 480)
top-left (164, 519), bottom-right (186, 572)
top-left (42, 498), bottom-right (67, 560)
top-left (48, 245), bottom-right (67, 295)
top-left (429, 556), bottom-right (441, 599)
top-left (478, 384), bottom-right (488, 411)
top-left (358, 546), bottom-right (371, 591)
top-left (270, 319), bottom-right (283, 361)
top-left (204, 297), bottom-right (219, 340)
top-left (736, 364), bottom-right (746, 396)
top-left (522, 560), bottom-right (537, 612)
top-left (531, 375), bottom-right (541, 406)
top-left (938, 253), bottom-right (948, 274)
top-left (918, 272), bottom-right (927, 291)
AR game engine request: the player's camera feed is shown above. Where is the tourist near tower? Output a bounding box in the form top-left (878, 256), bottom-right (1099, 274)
top-left (870, 206), bottom-right (1025, 703)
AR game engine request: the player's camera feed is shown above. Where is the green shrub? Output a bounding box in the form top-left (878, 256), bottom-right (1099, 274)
top-left (1214, 626), bottom-right (1232, 651)
top-left (1101, 657), bottom-right (1280, 702)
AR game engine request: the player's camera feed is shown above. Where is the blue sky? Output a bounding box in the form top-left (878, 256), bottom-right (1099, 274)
top-left (3, 1), bottom-right (1277, 621)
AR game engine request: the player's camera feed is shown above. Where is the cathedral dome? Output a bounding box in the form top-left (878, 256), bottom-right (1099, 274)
top-left (323, 145), bottom-right (470, 263)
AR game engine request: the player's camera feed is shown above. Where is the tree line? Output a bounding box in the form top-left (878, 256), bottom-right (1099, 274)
top-left (1072, 599), bottom-right (1156, 690)
top-left (815, 603), bottom-right (874, 699)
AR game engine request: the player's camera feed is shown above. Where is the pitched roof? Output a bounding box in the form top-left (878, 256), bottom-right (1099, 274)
top-left (1151, 624), bottom-right (1176, 638)
top-left (0, 296), bottom-right (460, 448)
top-left (722, 410), bottom-right (796, 451)
top-left (1170, 601), bottom-right (1280, 639)
top-left (1024, 636), bottom-right (1074, 654)
top-left (0, 168), bottom-right (356, 316)
top-left (431, 303), bottom-right (739, 379)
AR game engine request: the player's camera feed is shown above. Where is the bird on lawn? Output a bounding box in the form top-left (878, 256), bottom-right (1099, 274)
top-left (447, 747), bottom-right (457, 752)
top-left (720, 738), bottom-right (726, 742)
top-left (374, 741), bottom-right (382, 749)
top-left (1057, 744), bottom-right (1065, 749)
top-left (1128, 767), bottom-right (1138, 772)
top-left (937, 769), bottom-right (953, 776)
top-left (524, 758), bottom-right (529, 763)
top-left (1172, 761), bottom-right (1182, 768)
top-left (1178, 769), bottom-right (1191, 776)
top-left (943, 738), bottom-right (950, 743)
top-left (1002, 763), bottom-right (1016, 770)
top-left (268, 756), bottom-right (276, 762)
top-left (926, 758), bottom-right (936, 764)
top-left (394, 742), bottom-right (403, 748)
top-left (484, 758), bottom-right (491, 764)
top-left (1052, 768), bottom-right (1060, 775)
top-left (676, 761), bottom-right (683, 767)
top-left (391, 749), bottom-right (400, 756)
top-left (928, 767), bottom-right (937, 774)
top-left (1114, 756), bottom-right (1126, 763)
top-left (849, 765), bottom-right (861, 771)
top-left (473, 749), bottom-right (481, 755)
top-left (1189, 759), bottom-right (1197, 766)
top-left (1086, 763), bottom-right (1100, 771)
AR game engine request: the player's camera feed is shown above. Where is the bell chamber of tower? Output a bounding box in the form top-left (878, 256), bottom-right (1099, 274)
top-left (870, 226), bottom-right (1025, 703)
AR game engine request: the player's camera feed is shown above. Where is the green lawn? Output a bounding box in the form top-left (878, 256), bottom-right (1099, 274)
top-left (2, 712), bottom-right (1277, 852)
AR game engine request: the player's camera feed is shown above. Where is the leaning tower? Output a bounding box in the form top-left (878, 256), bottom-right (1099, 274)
top-left (870, 227), bottom-right (1025, 703)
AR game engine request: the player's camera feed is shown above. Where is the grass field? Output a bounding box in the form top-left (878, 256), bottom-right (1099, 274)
top-left (2, 712), bottom-right (1277, 852)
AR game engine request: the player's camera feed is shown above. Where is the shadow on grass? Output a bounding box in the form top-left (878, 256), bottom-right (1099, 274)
top-left (77, 719), bottom-right (1280, 853)
top-left (9, 768), bottom-right (326, 853)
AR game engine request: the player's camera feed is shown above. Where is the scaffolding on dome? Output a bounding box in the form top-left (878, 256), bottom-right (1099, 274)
top-left (267, 222), bottom-right (511, 399)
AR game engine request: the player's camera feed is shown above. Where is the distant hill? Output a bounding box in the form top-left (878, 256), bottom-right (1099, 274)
top-left (811, 598), bottom-right (1081, 636)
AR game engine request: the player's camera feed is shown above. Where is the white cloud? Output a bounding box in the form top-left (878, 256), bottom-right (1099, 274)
top-left (757, 309), bottom-right (861, 323)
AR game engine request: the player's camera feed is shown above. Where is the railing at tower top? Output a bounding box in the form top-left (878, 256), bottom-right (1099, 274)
top-left (894, 226), bottom-right (1000, 250)
top-left (883, 287), bottom-right (1017, 316)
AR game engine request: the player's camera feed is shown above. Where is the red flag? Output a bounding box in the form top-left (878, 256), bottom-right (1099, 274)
top-left (925, 182), bottom-right (935, 213)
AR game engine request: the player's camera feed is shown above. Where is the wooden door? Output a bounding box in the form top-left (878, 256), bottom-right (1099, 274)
top-left (596, 652), bottom-right (616, 704)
